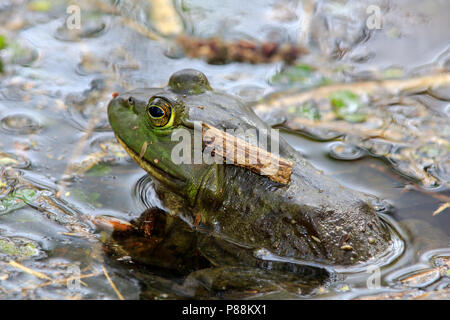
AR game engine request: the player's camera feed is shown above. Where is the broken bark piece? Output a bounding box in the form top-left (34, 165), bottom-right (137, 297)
top-left (202, 123), bottom-right (293, 185)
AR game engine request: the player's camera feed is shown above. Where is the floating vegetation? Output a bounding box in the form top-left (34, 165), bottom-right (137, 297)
top-left (329, 90), bottom-right (367, 123)
top-left (0, 237), bottom-right (43, 261)
top-left (0, 36), bottom-right (6, 50)
top-left (254, 73), bottom-right (450, 187)
top-left (70, 189), bottom-right (102, 208)
top-left (2, 40), bottom-right (39, 67)
top-left (271, 64), bottom-right (334, 89)
top-left (273, 64), bottom-right (312, 84)
top-left (287, 101), bottom-right (321, 121)
top-left (0, 35), bottom-right (7, 73)
top-left (0, 188), bottom-right (39, 215)
top-left (86, 163), bottom-right (112, 177)
top-left (381, 67), bottom-right (405, 79)
top-left (28, 1), bottom-right (52, 12)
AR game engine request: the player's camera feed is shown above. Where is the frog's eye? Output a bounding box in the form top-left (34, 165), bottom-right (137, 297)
top-left (146, 97), bottom-right (173, 128)
top-left (148, 106), bottom-right (164, 118)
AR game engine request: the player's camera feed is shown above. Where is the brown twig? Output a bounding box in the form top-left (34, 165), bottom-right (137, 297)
top-left (102, 266), bottom-right (124, 300)
top-left (8, 260), bottom-right (51, 280)
top-left (433, 202), bottom-right (450, 216)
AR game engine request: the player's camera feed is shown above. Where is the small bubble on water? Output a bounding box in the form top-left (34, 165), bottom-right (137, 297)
top-left (329, 141), bottom-right (365, 160)
top-left (1, 114), bottom-right (41, 134)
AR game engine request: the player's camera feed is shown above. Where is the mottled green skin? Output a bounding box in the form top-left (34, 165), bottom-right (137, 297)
top-left (108, 69), bottom-right (391, 268)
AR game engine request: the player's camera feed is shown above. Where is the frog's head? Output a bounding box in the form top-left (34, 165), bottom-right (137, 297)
top-left (108, 69), bottom-right (281, 204)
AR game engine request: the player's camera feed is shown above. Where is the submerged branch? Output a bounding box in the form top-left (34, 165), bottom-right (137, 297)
top-left (102, 266), bottom-right (125, 300)
top-left (255, 73), bottom-right (450, 112)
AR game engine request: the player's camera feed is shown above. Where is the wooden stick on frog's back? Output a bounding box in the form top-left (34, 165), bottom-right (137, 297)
top-left (201, 123), bottom-right (293, 185)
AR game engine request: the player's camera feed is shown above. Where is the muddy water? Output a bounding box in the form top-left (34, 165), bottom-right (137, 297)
top-left (0, 0), bottom-right (448, 299)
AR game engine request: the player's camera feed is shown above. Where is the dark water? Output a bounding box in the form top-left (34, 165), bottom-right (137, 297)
top-left (0, 0), bottom-right (448, 299)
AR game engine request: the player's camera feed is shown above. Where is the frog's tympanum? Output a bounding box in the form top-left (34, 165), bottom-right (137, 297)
top-left (107, 69), bottom-right (392, 272)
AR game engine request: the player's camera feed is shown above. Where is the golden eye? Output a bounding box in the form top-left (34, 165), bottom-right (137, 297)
top-left (146, 97), bottom-right (173, 128)
top-left (148, 105), bottom-right (165, 118)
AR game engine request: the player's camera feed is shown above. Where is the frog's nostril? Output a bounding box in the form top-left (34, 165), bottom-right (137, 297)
top-left (128, 96), bottom-right (136, 106)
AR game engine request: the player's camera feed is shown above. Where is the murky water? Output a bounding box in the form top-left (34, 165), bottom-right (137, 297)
top-left (0, 0), bottom-right (448, 299)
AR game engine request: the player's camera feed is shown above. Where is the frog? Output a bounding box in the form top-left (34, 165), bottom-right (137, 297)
top-left (107, 69), bottom-right (393, 275)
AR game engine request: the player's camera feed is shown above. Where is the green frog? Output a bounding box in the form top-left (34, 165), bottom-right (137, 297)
top-left (107, 69), bottom-right (392, 273)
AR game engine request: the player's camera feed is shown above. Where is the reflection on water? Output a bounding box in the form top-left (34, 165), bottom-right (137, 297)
top-left (0, 0), bottom-right (448, 299)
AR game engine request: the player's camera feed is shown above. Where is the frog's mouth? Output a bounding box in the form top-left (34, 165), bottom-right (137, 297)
top-left (115, 134), bottom-right (185, 190)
